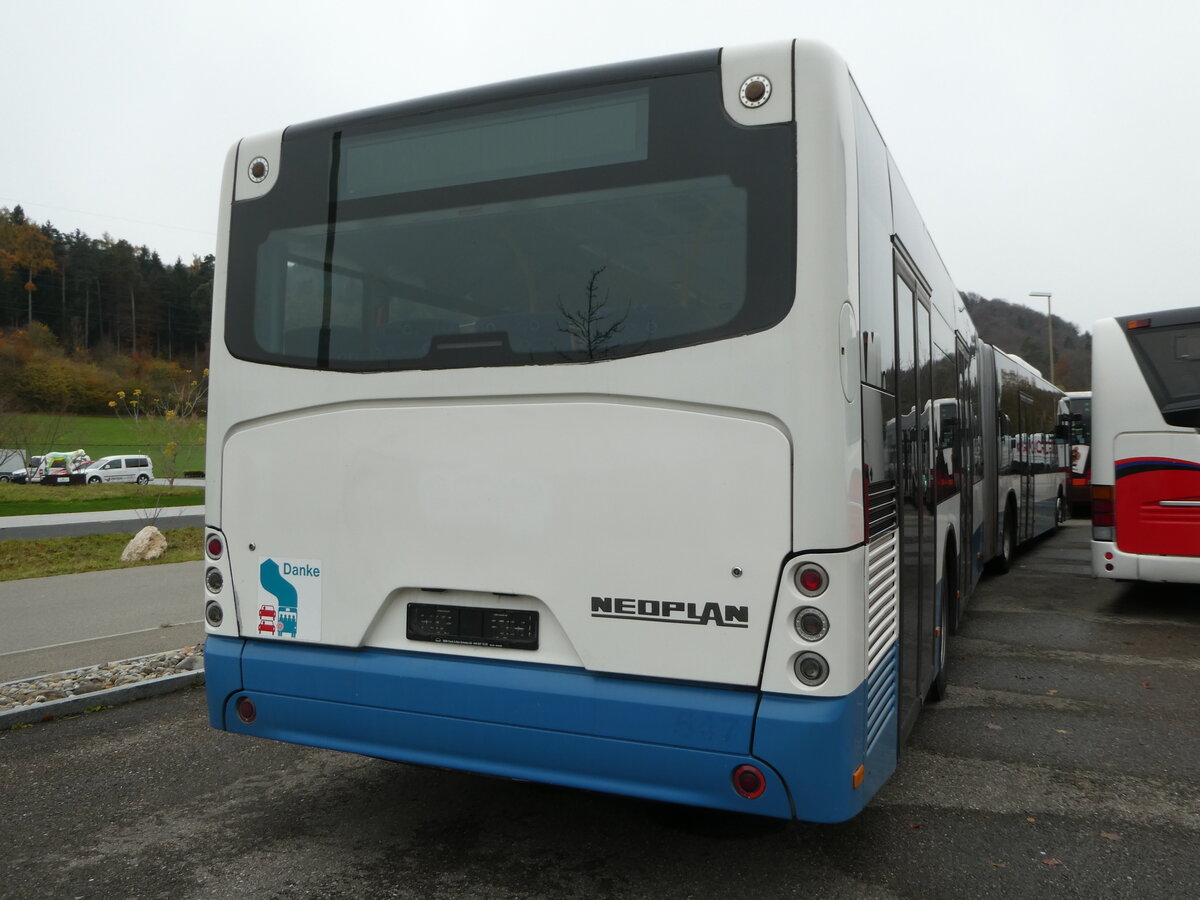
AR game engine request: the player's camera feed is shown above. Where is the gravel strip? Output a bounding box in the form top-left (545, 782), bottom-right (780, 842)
top-left (0, 642), bottom-right (204, 711)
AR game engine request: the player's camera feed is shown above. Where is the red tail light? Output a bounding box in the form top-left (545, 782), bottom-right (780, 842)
top-left (1091, 485), bottom-right (1115, 527)
top-left (206, 534), bottom-right (224, 560)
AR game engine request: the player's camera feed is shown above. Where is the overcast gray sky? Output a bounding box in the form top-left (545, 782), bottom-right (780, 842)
top-left (4, 0), bottom-right (1195, 333)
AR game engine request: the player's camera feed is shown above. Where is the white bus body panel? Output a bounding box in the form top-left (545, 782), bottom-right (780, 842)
top-left (207, 43), bottom-right (868, 698)
top-left (222, 399), bottom-right (790, 686)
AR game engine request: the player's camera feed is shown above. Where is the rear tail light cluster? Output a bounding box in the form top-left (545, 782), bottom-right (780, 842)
top-left (1092, 485), bottom-right (1115, 540)
top-left (204, 529), bottom-right (229, 629)
top-left (790, 561), bottom-right (830, 686)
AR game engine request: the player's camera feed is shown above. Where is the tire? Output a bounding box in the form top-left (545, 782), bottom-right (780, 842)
top-left (986, 503), bottom-right (1016, 574)
top-left (137, 474), bottom-right (150, 485)
top-left (1055, 492), bottom-right (1067, 526)
top-left (88, 476), bottom-right (101, 485)
top-left (0, 475), bottom-right (9, 483)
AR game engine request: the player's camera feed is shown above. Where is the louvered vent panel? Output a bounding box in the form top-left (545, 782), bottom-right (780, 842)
top-left (865, 528), bottom-right (899, 753)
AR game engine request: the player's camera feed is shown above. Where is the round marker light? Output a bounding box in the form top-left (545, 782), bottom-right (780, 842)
top-left (794, 607), bottom-right (829, 641)
top-left (205, 600), bottom-right (224, 627)
top-left (205, 566), bottom-right (224, 594)
top-left (739, 75), bottom-right (772, 108)
top-left (732, 764), bottom-right (767, 799)
top-left (206, 534), bottom-right (223, 560)
top-left (236, 696), bottom-right (257, 724)
top-left (794, 652), bottom-right (829, 686)
top-left (247, 156), bottom-right (269, 183)
top-left (794, 562), bottom-right (828, 597)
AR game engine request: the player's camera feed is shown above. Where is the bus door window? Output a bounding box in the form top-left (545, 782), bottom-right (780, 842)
top-left (893, 247), bottom-right (935, 740)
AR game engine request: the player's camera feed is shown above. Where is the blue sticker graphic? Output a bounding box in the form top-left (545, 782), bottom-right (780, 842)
top-left (260, 558), bottom-right (299, 637)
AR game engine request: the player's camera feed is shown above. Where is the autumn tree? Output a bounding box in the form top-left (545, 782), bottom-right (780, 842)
top-left (0, 206), bottom-right (58, 328)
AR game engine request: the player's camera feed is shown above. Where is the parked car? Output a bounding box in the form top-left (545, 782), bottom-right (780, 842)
top-left (82, 455), bottom-right (155, 485)
top-left (0, 449), bottom-right (28, 482)
top-left (8, 455), bottom-right (40, 484)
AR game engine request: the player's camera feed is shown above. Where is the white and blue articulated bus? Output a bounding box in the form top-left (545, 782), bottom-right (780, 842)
top-left (203, 40), bottom-right (1059, 821)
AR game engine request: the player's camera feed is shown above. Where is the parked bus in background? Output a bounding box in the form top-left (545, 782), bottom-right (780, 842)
top-left (1092, 308), bottom-right (1200, 583)
top-left (978, 349), bottom-right (1068, 574)
top-left (1064, 391), bottom-right (1092, 515)
top-left (203, 40), bottom-right (1057, 823)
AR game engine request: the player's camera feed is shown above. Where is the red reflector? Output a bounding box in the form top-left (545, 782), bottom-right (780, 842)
top-left (1071, 477), bottom-right (1087, 486)
top-left (206, 536), bottom-right (224, 559)
top-left (732, 765), bottom-right (766, 799)
top-left (236, 696), bottom-right (257, 724)
top-left (799, 568), bottom-right (824, 593)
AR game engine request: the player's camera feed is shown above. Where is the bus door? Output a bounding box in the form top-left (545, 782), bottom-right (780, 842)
top-left (955, 337), bottom-right (973, 616)
top-left (1018, 391), bottom-right (1035, 542)
top-left (895, 250), bottom-right (935, 738)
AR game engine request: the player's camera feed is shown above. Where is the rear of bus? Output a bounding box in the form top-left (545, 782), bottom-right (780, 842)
top-left (1065, 391), bottom-right (1092, 515)
top-left (1091, 308), bottom-right (1200, 582)
top-left (202, 42), bottom-right (893, 822)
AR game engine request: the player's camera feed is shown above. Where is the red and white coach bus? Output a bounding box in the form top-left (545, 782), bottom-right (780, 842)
top-left (1091, 308), bottom-right (1200, 582)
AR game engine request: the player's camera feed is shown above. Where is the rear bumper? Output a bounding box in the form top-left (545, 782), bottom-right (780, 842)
top-left (205, 636), bottom-right (885, 822)
top-left (1091, 540), bottom-right (1200, 583)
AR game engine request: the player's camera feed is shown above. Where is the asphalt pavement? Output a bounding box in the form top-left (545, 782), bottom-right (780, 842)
top-left (2, 518), bottom-right (1197, 898)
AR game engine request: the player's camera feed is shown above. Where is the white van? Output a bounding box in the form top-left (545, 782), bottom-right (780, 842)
top-left (82, 455), bottom-right (155, 485)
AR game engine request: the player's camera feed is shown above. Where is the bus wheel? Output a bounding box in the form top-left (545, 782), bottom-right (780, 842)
top-left (986, 504), bottom-right (1016, 575)
top-left (1055, 492), bottom-right (1067, 526)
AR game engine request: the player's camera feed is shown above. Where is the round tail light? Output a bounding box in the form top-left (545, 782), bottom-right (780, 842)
top-left (794, 562), bottom-right (828, 597)
top-left (206, 534), bottom-right (224, 559)
top-left (205, 567), bottom-right (224, 594)
top-left (794, 652), bottom-right (830, 686)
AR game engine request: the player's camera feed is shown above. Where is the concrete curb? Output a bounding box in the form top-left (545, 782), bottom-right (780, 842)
top-left (1, 667), bottom-right (204, 729)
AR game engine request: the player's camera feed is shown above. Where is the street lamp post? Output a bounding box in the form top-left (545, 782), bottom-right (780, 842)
top-left (1030, 291), bottom-right (1054, 384)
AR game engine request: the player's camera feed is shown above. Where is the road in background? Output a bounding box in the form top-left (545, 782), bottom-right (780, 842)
top-left (0, 504), bottom-right (205, 540)
top-left (1, 519), bottom-right (1197, 898)
top-left (0, 562), bottom-right (201, 681)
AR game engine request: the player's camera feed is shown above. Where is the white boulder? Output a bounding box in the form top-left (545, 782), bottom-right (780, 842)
top-left (121, 525), bottom-right (168, 562)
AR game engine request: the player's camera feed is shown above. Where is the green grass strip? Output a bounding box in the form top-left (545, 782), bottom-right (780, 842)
top-left (0, 483), bottom-right (203, 517)
top-left (0, 527), bottom-right (203, 581)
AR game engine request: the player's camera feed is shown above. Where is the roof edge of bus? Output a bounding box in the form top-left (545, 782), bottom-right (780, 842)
top-left (282, 48), bottom-right (721, 142)
top-left (1113, 306), bottom-right (1200, 330)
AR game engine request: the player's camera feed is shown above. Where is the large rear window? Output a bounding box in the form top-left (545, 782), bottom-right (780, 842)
top-left (1122, 311), bottom-right (1200, 426)
top-left (225, 65), bottom-right (796, 371)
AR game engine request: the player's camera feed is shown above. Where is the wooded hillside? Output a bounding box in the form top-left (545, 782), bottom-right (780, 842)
top-left (963, 292), bottom-right (1090, 391)
top-left (0, 205), bottom-right (212, 362)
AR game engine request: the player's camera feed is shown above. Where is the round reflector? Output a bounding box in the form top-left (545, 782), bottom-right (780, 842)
top-left (732, 764), bottom-right (766, 799)
top-left (206, 534), bottom-right (224, 559)
top-left (236, 696), bottom-right (257, 724)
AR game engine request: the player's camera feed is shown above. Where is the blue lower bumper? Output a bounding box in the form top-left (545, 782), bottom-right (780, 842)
top-left (205, 636), bottom-right (894, 821)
